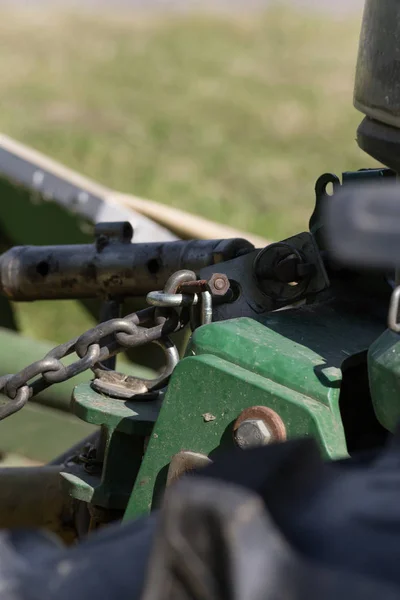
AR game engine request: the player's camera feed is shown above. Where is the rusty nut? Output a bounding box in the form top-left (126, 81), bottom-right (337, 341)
top-left (233, 406), bottom-right (286, 450)
top-left (207, 273), bottom-right (230, 296)
top-left (234, 419), bottom-right (272, 449)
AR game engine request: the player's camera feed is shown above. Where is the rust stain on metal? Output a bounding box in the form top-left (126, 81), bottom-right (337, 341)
top-left (177, 280), bottom-right (208, 294)
top-left (177, 274), bottom-right (230, 297)
top-left (233, 406), bottom-right (286, 442)
top-left (60, 278), bottom-right (79, 289)
top-left (80, 263), bottom-right (97, 282)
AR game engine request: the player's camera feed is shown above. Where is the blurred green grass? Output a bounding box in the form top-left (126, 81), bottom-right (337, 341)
top-left (0, 6), bottom-right (378, 238)
top-left (0, 5), bottom-right (379, 343)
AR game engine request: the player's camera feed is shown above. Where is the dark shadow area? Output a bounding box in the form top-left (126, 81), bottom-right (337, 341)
top-left (339, 351), bottom-right (388, 454)
top-left (151, 464), bottom-right (169, 511)
top-left (208, 420), bottom-right (236, 461)
top-left (261, 275), bottom-right (390, 372)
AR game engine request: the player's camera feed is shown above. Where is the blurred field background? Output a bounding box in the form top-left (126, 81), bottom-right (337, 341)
top-left (0, 2), bottom-right (377, 343)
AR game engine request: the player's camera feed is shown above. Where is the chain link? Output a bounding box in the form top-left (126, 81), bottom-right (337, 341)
top-left (0, 306), bottom-right (180, 421)
top-left (0, 270), bottom-right (219, 421)
top-left (0, 375), bottom-right (31, 420)
top-left (146, 270), bottom-right (214, 329)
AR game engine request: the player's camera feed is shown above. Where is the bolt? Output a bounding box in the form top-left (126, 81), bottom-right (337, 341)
top-left (208, 273), bottom-right (230, 296)
top-left (234, 419), bottom-right (272, 449)
top-left (214, 277), bottom-right (226, 291)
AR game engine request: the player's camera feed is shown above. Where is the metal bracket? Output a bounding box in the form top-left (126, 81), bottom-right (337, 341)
top-left (199, 232), bottom-right (329, 322)
top-left (61, 383), bottom-right (162, 511)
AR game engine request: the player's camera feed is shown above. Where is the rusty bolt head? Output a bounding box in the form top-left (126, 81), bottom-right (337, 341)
top-left (208, 273), bottom-right (230, 296)
top-left (234, 419), bottom-right (272, 449)
top-left (233, 406), bottom-right (286, 449)
top-left (214, 278), bottom-right (226, 290)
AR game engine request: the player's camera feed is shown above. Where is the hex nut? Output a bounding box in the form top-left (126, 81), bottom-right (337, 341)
top-left (208, 273), bottom-right (230, 296)
top-left (234, 418), bottom-right (272, 449)
top-left (233, 406), bottom-right (286, 445)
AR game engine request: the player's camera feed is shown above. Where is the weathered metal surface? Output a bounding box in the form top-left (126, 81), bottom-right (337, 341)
top-left (70, 383), bottom-right (161, 433)
top-left (175, 274), bottom-right (230, 297)
top-left (0, 311), bottom-right (165, 420)
top-left (0, 296), bottom-right (192, 420)
top-left (61, 383), bottom-right (161, 510)
top-left (0, 263), bottom-right (221, 420)
top-left (0, 141), bottom-right (392, 534)
top-left (233, 405), bottom-right (286, 447)
top-left (125, 302), bottom-right (384, 519)
top-left (91, 337), bottom-right (179, 399)
top-left (189, 308), bottom-right (383, 409)
top-left (0, 326), bottom-right (154, 413)
top-left (124, 352), bottom-right (345, 519)
top-left (198, 232), bottom-right (329, 322)
top-left (0, 238), bottom-right (252, 301)
top-left (233, 418), bottom-right (273, 448)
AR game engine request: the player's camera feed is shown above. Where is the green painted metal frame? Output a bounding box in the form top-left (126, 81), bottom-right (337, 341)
top-left (0, 327), bottom-right (158, 464)
top-left (0, 160), bottom-right (392, 531)
top-left (61, 384), bottom-right (161, 509)
top-left (369, 330), bottom-right (400, 432)
top-left (124, 304), bottom-right (384, 520)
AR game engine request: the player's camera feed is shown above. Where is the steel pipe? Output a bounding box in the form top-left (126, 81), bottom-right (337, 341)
top-left (0, 239), bottom-right (252, 301)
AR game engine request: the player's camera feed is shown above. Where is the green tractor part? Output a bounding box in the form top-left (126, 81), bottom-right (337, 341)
top-left (0, 150), bottom-right (395, 536)
top-left (0, 137), bottom-right (395, 538)
top-left (368, 330), bottom-right (400, 434)
top-left (127, 307), bottom-right (383, 518)
top-left (1, 0), bottom-right (400, 542)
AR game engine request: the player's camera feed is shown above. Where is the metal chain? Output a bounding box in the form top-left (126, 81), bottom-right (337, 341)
top-left (89, 270), bottom-right (212, 401)
top-left (0, 305), bottom-right (179, 421)
top-left (146, 269), bottom-right (220, 328)
top-left (0, 270), bottom-right (228, 421)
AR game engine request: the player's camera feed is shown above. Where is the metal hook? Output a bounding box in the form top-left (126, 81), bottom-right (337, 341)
top-left (388, 285), bottom-right (400, 333)
top-left (90, 337), bottom-right (180, 400)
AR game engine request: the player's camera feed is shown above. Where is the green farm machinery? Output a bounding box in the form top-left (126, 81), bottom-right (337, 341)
top-left (1, 1), bottom-right (400, 598)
